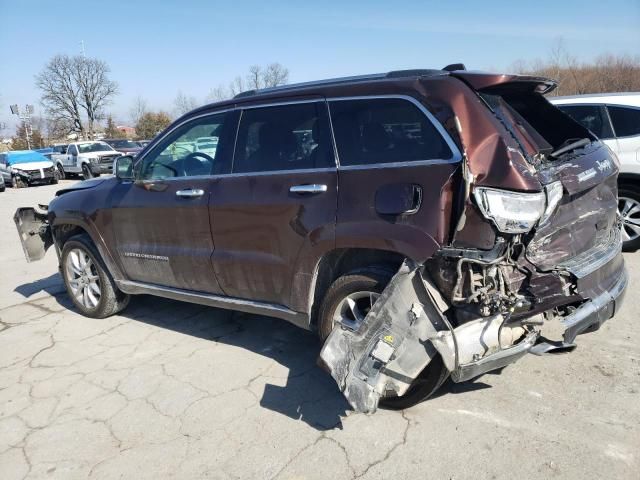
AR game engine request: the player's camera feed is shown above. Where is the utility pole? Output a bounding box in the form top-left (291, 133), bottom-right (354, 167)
top-left (80, 40), bottom-right (86, 57)
top-left (10, 104), bottom-right (34, 150)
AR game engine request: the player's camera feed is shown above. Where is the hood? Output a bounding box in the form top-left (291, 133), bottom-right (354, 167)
top-left (55, 177), bottom-right (109, 196)
top-left (7, 150), bottom-right (52, 166)
top-left (12, 160), bottom-right (54, 171)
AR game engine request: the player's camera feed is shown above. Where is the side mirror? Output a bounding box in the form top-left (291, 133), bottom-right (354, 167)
top-left (115, 155), bottom-right (134, 180)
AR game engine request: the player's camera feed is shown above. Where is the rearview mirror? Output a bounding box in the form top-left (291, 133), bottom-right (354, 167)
top-left (115, 155), bottom-right (134, 180)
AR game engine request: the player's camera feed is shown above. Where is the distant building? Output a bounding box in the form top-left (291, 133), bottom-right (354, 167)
top-left (116, 125), bottom-right (136, 138)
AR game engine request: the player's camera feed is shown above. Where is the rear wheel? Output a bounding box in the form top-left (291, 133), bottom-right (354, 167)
top-left (618, 184), bottom-right (640, 252)
top-left (318, 266), bottom-right (448, 409)
top-left (61, 234), bottom-right (130, 318)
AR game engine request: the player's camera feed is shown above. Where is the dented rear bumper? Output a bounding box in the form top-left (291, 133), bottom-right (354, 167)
top-left (320, 253), bottom-right (627, 414)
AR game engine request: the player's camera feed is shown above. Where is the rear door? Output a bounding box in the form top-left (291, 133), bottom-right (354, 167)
top-left (328, 96), bottom-right (462, 259)
top-left (110, 110), bottom-right (238, 294)
top-left (209, 100), bottom-right (337, 309)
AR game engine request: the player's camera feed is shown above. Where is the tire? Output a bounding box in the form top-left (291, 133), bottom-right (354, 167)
top-left (618, 184), bottom-right (640, 252)
top-left (318, 266), bottom-right (449, 409)
top-left (61, 234), bottom-right (130, 318)
top-left (82, 163), bottom-right (93, 179)
top-left (51, 174), bottom-right (58, 185)
top-left (56, 164), bottom-right (65, 180)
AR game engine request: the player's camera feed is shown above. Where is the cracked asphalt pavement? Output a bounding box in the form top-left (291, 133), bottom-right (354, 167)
top-left (1, 181), bottom-right (639, 479)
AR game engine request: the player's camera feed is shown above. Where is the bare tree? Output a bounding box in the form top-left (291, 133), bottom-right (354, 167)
top-left (35, 55), bottom-right (85, 136)
top-left (262, 63), bottom-right (289, 88)
top-left (173, 91), bottom-right (198, 117)
top-left (511, 42), bottom-right (640, 96)
top-left (246, 65), bottom-right (263, 90)
top-left (35, 54), bottom-right (117, 139)
top-left (72, 56), bottom-right (118, 136)
top-left (228, 76), bottom-right (245, 97)
top-left (206, 85), bottom-right (230, 102)
top-left (129, 95), bottom-right (148, 125)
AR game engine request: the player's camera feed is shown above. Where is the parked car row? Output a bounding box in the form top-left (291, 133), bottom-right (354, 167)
top-left (15, 66), bottom-right (628, 412)
top-left (0, 150), bottom-right (59, 190)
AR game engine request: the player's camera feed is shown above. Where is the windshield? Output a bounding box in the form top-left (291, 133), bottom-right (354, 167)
top-left (109, 140), bottom-right (139, 149)
top-left (78, 142), bottom-right (114, 153)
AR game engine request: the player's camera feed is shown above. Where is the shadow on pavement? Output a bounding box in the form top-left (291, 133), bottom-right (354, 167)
top-left (14, 276), bottom-right (494, 430)
top-left (15, 276), bottom-right (350, 431)
top-left (14, 272), bottom-right (65, 298)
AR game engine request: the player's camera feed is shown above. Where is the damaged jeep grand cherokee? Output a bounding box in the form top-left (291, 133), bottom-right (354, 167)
top-left (15, 65), bottom-right (626, 413)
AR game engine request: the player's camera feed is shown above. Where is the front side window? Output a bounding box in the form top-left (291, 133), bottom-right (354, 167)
top-left (233, 102), bottom-right (334, 174)
top-left (329, 98), bottom-right (453, 167)
top-left (138, 111), bottom-right (235, 180)
top-left (607, 106), bottom-right (640, 137)
top-left (557, 105), bottom-right (614, 139)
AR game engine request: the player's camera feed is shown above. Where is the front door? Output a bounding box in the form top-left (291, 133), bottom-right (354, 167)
top-left (209, 100), bottom-right (337, 309)
top-left (110, 110), bottom-right (238, 294)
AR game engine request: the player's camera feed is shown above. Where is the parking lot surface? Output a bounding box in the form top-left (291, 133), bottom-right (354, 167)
top-left (0, 181), bottom-right (638, 480)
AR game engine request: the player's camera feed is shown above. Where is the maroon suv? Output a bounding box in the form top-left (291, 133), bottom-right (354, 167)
top-left (15, 66), bottom-right (626, 412)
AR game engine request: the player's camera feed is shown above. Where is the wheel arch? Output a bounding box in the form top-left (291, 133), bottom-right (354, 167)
top-left (307, 247), bottom-right (407, 329)
top-left (51, 218), bottom-right (126, 283)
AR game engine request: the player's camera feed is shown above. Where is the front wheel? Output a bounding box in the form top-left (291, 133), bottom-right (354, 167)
top-left (81, 164), bottom-right (93, 179)
top-left (55, 164), bottom-right (65, 180)
top-left (318, 267), bottom-right (449, 409)
top-left (61, 234), bottom-right (130, 318)
top-left (618, 184), bottom-right (640, 252)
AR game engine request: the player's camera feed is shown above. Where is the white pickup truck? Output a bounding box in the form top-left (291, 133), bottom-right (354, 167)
top-left (52, 141), bottom-right (123, 178)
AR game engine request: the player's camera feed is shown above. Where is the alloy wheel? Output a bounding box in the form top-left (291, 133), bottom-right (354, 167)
top-left (65, 247), bottom-right (101, 309)
top-left (618, 196), bottom-right (640, 243)
top-left (332, 291), bottom-right (381, 330)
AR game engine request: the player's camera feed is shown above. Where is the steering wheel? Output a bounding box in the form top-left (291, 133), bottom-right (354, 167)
top-left (182, 151), bottom-right (215, 176)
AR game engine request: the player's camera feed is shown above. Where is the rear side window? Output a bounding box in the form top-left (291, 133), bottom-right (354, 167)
top-left (329, 98), bottom-right (452, 167)
top-left (233, 102), bottom-right (334, 174)
top-left (608, 106), bottom-right (640, 137)
top-left (68, 145), bottom-right (78, 155)
top-left (557, 105), bottom-right (614, 139)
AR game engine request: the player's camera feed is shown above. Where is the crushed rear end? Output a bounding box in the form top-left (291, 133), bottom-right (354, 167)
top-left (320, 71), bottom-right (627, 413)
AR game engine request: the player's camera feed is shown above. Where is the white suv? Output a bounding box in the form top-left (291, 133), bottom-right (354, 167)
top-left (551, 93), bottom-right (640, 250)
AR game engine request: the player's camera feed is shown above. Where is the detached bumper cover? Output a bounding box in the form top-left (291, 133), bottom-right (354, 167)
top-left (14, 207), bottom-right (52, 262)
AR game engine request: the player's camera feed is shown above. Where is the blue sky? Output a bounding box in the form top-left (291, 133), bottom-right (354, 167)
top-left (1, 0), bottom-right (639, 130)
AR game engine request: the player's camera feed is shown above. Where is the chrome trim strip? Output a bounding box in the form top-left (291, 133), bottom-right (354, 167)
top-left (116, 280), bottom-right (310, 329)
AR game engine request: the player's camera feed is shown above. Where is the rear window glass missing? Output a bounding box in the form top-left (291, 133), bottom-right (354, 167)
top-left (480, 91), bottom-right (594, 156)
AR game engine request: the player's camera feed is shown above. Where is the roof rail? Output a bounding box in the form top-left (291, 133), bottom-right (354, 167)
top-left (232, 68), bottom-right (454, 99)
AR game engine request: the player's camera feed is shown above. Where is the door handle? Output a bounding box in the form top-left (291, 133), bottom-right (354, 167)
top-left (289, 184), bottom-right (328, 194)
top-left (176, 188), bottom-right (205, 198)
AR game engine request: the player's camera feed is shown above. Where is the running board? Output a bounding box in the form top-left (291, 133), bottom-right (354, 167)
top-left (116, 280), bottom-right (310, 329)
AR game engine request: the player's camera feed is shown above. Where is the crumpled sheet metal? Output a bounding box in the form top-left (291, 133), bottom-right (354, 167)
top-left (318, 260), bottom-right (444, 414)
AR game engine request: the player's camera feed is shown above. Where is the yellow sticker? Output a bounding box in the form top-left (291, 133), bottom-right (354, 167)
top-left (383, 335), bottom-right (394, 345)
